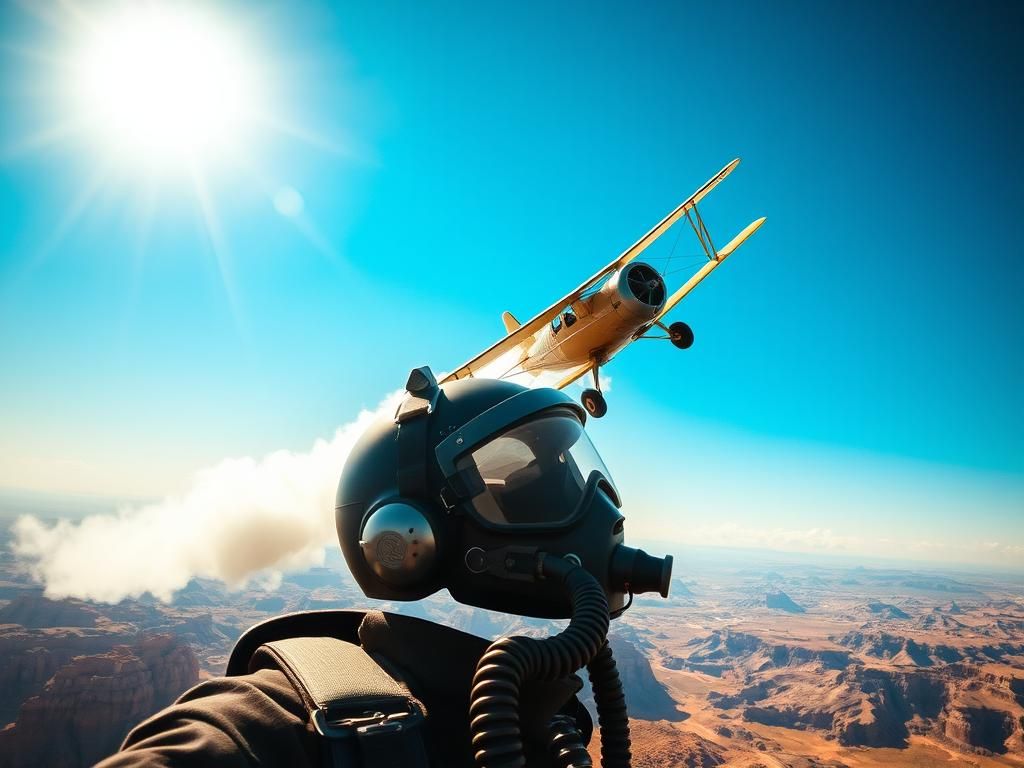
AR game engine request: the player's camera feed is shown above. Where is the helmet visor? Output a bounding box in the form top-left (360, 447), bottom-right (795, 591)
top-left (454, 413), bottom-right (614, 527)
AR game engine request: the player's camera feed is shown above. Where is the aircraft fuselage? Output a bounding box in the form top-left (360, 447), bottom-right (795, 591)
top-left (522, 261), bottom-right (666, 376)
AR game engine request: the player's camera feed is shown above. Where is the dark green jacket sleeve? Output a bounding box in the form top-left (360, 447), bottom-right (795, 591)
top-left (96, 669), bottom-right (319, 767)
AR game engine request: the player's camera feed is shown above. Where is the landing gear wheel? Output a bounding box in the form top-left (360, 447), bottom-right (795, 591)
top-left (581, 389), bottom-right (608, 418)
top-left (669, 321), bottom-right (694, 350)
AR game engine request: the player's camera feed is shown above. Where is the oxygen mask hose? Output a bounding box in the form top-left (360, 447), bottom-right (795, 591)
top-left (586, 642), bottom-right (630, 766)
top-left (469, 555), bottom-right (632, 768)
top-left (548, 713), bottom-right (592, 767)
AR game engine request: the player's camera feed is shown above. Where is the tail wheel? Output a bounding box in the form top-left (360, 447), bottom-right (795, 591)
top-left (669, 321), bottom-right (694, 350)
top-left (581, 389), bottom-right (608, 418)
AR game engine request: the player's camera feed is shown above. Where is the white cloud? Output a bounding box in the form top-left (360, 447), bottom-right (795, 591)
top-left (977, 541), bottom-right (1024, 558)
top-left (634, 517), bottom-right (1024, 570)
top-left (908, 539), bottom-right (947, 553)
top-left (12, 391), bottom-right (403, 603)
top-left (674, 522), bottom-right (861, 553)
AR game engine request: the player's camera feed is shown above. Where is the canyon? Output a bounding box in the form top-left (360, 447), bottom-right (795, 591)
top-left (1, 525), bottom-right (1022, 767)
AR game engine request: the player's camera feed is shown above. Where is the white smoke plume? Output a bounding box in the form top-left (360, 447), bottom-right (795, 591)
top-left (12, 391), bottom-right (403, 603)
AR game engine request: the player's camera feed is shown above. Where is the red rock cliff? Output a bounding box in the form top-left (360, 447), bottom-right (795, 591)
top-left (0, 633), bottom-right (199, 768)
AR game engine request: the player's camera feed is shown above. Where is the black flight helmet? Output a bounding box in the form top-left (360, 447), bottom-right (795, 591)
top-left (336, 367), bottom-right (672, 619)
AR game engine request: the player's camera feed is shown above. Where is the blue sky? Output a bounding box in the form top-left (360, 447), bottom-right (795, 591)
top-left (1, 1), bottom-right (1021, 567)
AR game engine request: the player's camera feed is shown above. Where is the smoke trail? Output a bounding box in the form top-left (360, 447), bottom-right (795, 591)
top-left (11, 391), bottom-right (403, 603)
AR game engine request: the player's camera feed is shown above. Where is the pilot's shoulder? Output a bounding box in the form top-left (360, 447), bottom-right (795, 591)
top-left (97, 668), bottom-right (317, 768)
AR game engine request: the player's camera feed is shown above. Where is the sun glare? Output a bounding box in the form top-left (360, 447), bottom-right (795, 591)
top-left (72, 5), bottom-right (258, 168)
top-left (9, 0), bottom-right (346, 322)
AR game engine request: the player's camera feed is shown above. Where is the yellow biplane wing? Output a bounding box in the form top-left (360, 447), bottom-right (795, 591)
top-left (442, 158), bottom-right (742, 383)
top-left (552, 362), bottom-right (594, 390)
top-left (654, 216), bottom-right (766, 323)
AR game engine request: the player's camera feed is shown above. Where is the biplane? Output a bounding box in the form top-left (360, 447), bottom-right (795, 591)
top-left (442, 158), bottom-right (765, 417)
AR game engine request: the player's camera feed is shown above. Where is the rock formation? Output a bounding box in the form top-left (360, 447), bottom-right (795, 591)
top-left (686, 630), bottom-right (851, 675)
top-left (865, 601), bottom-right (911, 620)
top-left (0, 592), bottom-right (100, 628)
top-left (837, 629), bottom-right (1024, 665)
top-left (0, 633), bottom-right (199, 768)
top-left (696, 629), bottom-right (1024, 753)
top-left (943, 705), bottom-right (1015, 754)
top-left (0, 625), bottom-right (133, 724)
top-left (608, 635), bottom-right (687, 721)
top-left (765, 591), bottom-right (805, 613)
top-left (590, 720), bottom-right (725, 767)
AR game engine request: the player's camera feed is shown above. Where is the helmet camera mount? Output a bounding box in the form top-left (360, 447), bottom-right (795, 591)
top-left (336, 366), bottom-right (674, 767)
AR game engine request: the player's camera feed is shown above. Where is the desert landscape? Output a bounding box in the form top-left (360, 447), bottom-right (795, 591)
top-left (1, 517), bottom-right (1022, 768)
top-left (3, 0), bottom-right (1022, 764)
top-left (600, 551), bottom-right (1024, 767)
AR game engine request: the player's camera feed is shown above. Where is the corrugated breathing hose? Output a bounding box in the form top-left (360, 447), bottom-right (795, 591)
top-left (468, 555), bottom-right (631, 768)
top-left (547, 713), bottom-right (592, 767)
top-left (587, 641), bottom-right (631, 767)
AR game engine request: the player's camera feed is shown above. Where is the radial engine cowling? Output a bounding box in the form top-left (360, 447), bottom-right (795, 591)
top-left (602, 261), bottom-right (666, 319)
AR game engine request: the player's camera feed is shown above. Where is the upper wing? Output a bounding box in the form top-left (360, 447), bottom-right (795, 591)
top-left (655, 216), bottom-right (766, 322)
top-left (442, 158), bottom-right (742, 382)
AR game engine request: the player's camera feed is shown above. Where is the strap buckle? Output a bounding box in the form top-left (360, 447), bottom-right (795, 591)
top-left (312, 707), bottom-right (420, 739)
top-left (439, 485), bottom-right (458, 511)
top-left (313, 705), bottom-right (428, 767)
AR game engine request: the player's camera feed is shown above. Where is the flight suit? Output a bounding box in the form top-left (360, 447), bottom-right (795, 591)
top-left (97, 610), bottom-right (591, 767)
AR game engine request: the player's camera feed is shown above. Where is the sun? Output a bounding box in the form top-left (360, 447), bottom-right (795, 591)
top-left (71, 4), bottom-right (258, 168)
top-left (6, 0), bottom-right (349, 325)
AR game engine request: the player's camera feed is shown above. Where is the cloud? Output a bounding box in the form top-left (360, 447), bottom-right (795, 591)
top-left (672, 522), bottom-right (861, 553)
top-left (908, 539), bottom-right (947, 553)
top-left (976, 541), bottom-right (1024, 560)
top-left (11, 391), bottom-right (403, 603)
top-left (645, 519), bottom-right (1024, 570)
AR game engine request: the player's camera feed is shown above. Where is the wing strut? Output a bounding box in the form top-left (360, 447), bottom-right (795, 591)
top-left (685, 205), bottom-right (718, 262)
top-left (654, 217), bottom-right (766, 323)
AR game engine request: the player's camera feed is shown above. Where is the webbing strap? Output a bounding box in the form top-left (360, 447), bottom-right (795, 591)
top-left (394, 366), bottom-right (439, 501)
top-left (251, 637), bottom-right (428, 768)
top-left (395, 416), bottom-right (429, 500)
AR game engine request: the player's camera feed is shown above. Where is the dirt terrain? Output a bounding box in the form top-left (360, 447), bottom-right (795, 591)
top-left (610, 558), bottom-right (1024, 767)
top-left (1, 522), bottom-right (1022, 767)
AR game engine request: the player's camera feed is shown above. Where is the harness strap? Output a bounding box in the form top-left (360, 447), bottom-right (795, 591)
top-left (394, 365), bottom-right (439, 500)
top-left (396, 414), bottom-right (429, 499)
top-left (251, 636), bottom-right (428, 768)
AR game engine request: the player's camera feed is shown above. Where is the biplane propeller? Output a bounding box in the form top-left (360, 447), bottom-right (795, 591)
top-left (442, 158), bottom-right (765, 418)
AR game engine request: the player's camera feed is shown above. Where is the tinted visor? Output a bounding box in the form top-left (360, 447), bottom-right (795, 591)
top-left (454, 413), bottom-right (614, 527)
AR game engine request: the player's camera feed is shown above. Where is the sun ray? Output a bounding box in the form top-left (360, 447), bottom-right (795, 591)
top-left (32, 162), bottom-right (110, 264)
top-left (289, 215), bottom-right (344, 265)
top-left (12, 0), bottom-right (94, 41)
top-left (117, 176), bottom-right (162, 340)
top-left (0, 40), bottom-right (71, 68)
top-left (253, 112), bottom-right (354, 159)
top-left (132, 178), bottom-right (161, 259)
top-left (1, 120), bottom-right (86, 161)
top-left (188, 161), bottom-right (245, 336)
top-left (226, 154), bottom-right (344, 266)
top-left (11, 0), bottom-right (69, 30)
top-left (0, 161), bottom-right (111, 307)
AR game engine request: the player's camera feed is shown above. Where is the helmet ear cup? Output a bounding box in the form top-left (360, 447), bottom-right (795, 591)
top-left (359, 501), bottom-right (439, 588)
